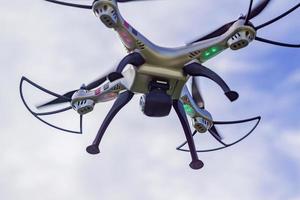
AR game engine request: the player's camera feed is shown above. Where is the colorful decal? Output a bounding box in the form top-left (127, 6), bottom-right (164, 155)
top-left (123, 20), bottom-right (138, 36)
top-left (131, 28), bottom-right (138, 36)
top-left (118, 29), bottom-right (135, 49)
top-left (123, 20), bottom-right (130, 29)
top-left (181, 96), bottom-right (190, 104)
top-left (95, 88), bottom-right (101, 95)
top-left (102, 93), bottom-right (118, 101)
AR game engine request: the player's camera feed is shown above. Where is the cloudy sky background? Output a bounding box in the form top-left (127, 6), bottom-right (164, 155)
top-left (1, 0), bottom-right (300, 199)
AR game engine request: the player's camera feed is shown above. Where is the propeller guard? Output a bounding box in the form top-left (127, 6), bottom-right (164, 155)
top-left (177, 116), bottom-right (261, 153)
top-left (19, 77), bottom-right (83, 134)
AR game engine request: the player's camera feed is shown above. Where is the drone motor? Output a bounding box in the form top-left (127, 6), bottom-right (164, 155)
top-left (192, 117), bottom-right (211, 133)
top-left (227, 29), bottom-right (255, 50)
top-left (93, 1), bottom-right (118, 28)
top-left (71, 89), bottom-right (95, 115)
top-left (72, 99), bottom-right (95, 115)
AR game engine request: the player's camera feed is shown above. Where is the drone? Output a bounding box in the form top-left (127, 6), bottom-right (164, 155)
top-left (20, 0), bottom-right (299, 170)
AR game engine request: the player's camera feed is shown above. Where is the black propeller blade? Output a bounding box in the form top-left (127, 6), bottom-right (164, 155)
top-left (189, 0), bottom-right (272, 44)
top-left (190, 77), bottom-right (224, 141)
top-left (189, 21), bottom-right (235, 44)
top-left (44, 0), bottom-right (156, 9)
top-left (117, 0), bottom-right (155, 2)
top-left (85, 76), bottom-right (107, 90)
top-left (247, 0), bottom-right (272, 20)
top-left (252, 3), bottom-right (300, 48)
top-left (37, 90), bottom-right (76, 108)
top-left (244, 0), bottom-right (254, 24)
top-left (37, 75), bottom-right (108, 109)
top-left (255, 3), bottom-right (300, 30)
top-left (190, 0), bottom-right (299, 48)
top-left (208, 125), bottom-right (225, 144)
top-left (191, 77), bottom-right (205, 109)
top-left (255, 36), bottom-right (300, 48)
top-left (44, 0), bottom-right (93, 9)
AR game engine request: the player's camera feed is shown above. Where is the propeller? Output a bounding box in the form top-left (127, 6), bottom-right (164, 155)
top-left (208, 125), bottom-right (225, 144)
top-left (44, 0), bottom-right (93, 9)
top-left (44, 0), bottom-right (155, 9)
top-left (191, 77), bottom-right (205, 109)
top-left (20, 77), bottom-right (84, 134)
top-left (177, 116), bottom-right (261, 153)
top-left (244, 0), bottom-right (254, 25)
top-left (186, 76), bottom-right (262, 151)
top-left (189, 0), bottom-right (299, 48)
top-left (37, 75), bottom-right (108, 109)
top-left (45, 0), bottom-right (299, 47)
top-left (191, 77), bottom-right (223, 140)
top-left (189, 0), bottom-right (272, 44)
top-left (37, 90), bottom-right (76, 108)
top-left (255, 3), bottom-right (300, 30)
top-left (246, 0), bottom-right (271, 21)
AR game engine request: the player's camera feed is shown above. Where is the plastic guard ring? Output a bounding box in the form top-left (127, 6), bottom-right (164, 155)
top-left (177, 116), bottom-right (261, 153)
top-left (19, 77), bottom-right (83, 134)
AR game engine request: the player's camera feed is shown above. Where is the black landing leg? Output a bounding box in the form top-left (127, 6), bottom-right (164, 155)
top-left (173, 100), bottom-right (204, 170)
top-left (183, 62), bottom-right (239, 102)
top-left (86, 91), bottom-right (134, 154)
top-left (108, 52), bottom-right (145, 82)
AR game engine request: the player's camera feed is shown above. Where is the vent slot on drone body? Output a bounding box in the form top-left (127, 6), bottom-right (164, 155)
top-left (188, 50), bottom-right (201, 59)
top-left (136, 40), bottom-right (145, 50)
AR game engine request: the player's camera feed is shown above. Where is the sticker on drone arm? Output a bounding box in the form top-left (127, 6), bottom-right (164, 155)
top-left (123, 20), bottom-right (130, 29)
top-left (123, 20), bottom-right (139, 36)
top-left (118, 29), bottom-right (135, 49)
top-left (95, 88), bottom-right (101, 96)
top-left (181, 96), bottom-right (190, 104)
top-left (98, 93), bottom-right (118, 102)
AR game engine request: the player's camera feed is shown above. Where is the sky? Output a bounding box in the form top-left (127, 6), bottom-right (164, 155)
top-left (0, 0), bottom-right (300, 200)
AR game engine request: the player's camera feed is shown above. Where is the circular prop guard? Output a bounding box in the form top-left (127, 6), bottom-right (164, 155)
top-left (177, 116), bottom-right (261, 153)
top-left (19, 77), bottom-right (83, 134)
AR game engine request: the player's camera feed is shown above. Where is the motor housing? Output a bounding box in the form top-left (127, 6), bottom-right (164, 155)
top-left (71, 89), bottom-right (95, 115)
top-left (93, 1), bottom-right (118, 28)
top-left (192, 117), bottom-right (211, 133)
top-left (227, 29), bottom-right (255, 50)
top-left (72, 99), bottom-right (95, 115)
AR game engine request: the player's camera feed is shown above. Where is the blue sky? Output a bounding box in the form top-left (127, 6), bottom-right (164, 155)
top-left (0, 0), bottom-right (299, 200)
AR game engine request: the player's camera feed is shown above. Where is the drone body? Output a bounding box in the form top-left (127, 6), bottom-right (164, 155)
top-left (92, 0), bottom-right (256, 99)
top-left (20, 0), bottom-right (299, 170)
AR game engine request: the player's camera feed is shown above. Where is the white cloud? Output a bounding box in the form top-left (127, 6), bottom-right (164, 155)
top-left (277, 129), bottom-right (300, 162)
top-left (286, 69), bottom-right (300, 85)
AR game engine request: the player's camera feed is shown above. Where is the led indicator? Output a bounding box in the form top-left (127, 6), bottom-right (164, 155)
top-left (183, 104), bottom-right (195, 116)
top-left (203, 46), bottom-right (220, 59)
top-left (211, 47), bottom-right (218, 53)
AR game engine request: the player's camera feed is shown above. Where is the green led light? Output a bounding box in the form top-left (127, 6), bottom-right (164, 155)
top-left (203, 46), bottom-right (220, 59)
top-left (183, 104), bottom-right (195, 116)
top-left (211, 47), bottom-right (218, 53)
top-left (204, 51), bottom-right (210, 56)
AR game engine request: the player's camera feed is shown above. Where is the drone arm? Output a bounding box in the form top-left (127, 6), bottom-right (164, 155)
top-left (72, 78), bottom-right (128, 106)
top-left (116, 52), bottom-right (145, 72)
top-left (108, 52), bottom-right (145, 82)
top-left (183, 62), bottom-right (239, 102)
